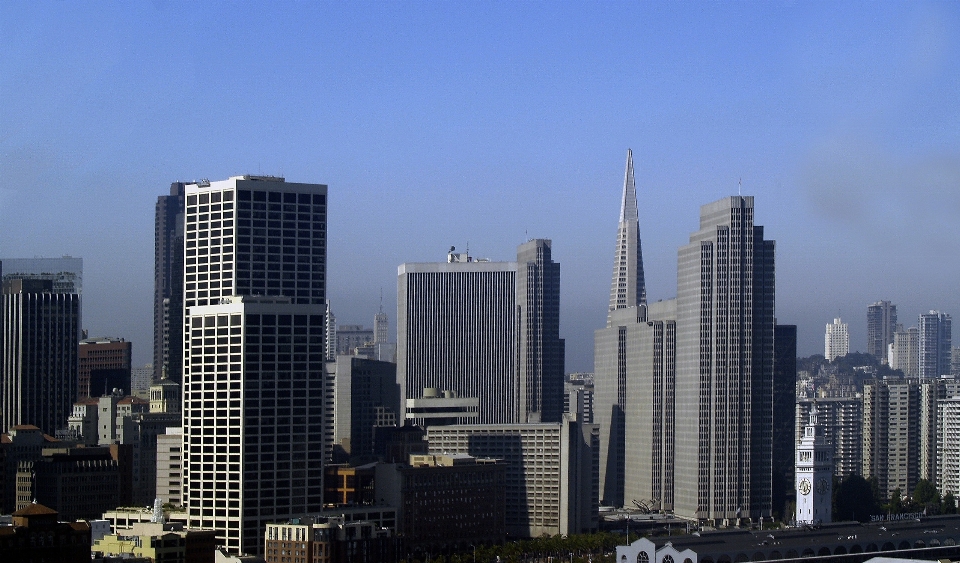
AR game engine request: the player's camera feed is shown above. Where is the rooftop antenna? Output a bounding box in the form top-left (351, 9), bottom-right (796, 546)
top-left (379, 288), bottom-right (384, 314)
top-left (738, 177), bottom-right (742, 196)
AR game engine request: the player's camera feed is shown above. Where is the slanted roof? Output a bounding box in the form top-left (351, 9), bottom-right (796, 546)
top-left (13, 502), bottom-right (58, 517)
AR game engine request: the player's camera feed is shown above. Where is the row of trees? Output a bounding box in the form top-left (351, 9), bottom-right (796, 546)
top-left (402, 531), bottom-right (630, 563)
top-left (403, 476), bottom-right (957, 562)
top-left (833, 474), bottom-right (957, 521)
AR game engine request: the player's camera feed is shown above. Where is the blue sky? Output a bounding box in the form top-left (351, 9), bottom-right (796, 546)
top-left (2, 1), bottom-right (959, 371)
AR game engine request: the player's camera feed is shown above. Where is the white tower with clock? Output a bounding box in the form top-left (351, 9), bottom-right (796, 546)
top-left (796, 404), bottom-right (833, 525)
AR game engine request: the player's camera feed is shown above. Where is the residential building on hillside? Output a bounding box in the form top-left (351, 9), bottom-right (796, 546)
top-left (825, 318), bottom-right (849, 361)
top-left (867, 301), bottom-right (897, 364)
top-left (919, 311), bottom-right (952, 378)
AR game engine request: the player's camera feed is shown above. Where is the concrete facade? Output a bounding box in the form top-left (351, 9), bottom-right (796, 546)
top-left (673, 196), bottom-right (775, 524)
top-left (825, 318), bottom-right (850, 361)
top-left (867, 301), bottom-right (897, 364)
top-left (425, 417), bottom-right (599, 537)
top-left (398, 239), bottom-right (562, 425)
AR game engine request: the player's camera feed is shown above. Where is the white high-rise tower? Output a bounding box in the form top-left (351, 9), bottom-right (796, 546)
top-left (825, 318), bottom-right (849, 361)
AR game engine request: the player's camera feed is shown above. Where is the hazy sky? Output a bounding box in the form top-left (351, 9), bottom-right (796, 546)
top-left (2, 2), bottom-right (959, 371)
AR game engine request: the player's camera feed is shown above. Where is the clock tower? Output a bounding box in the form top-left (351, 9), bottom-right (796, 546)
top-left (796, 404), bottom-right (833, 525)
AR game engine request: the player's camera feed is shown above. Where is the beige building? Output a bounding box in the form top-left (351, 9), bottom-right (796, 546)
top-left (425, 417), bottom-right (598, 537)
top-left (825, 318), bottom-right (849, 361)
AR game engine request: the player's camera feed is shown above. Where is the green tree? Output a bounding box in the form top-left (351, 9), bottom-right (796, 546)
top-left (834, 474), bottom-right (881, 522)
top-left (913, 479), bottom-right (940, 505)
top-left (943, 493), bottom-right (957, 514)
top-left (887, 487), bottom-right (903, 514)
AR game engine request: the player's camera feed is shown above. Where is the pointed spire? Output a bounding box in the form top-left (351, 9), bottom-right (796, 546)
top-left (619, 148), bottom-right (638, 223)
top-left (608, 149), bottom-right (647, 322)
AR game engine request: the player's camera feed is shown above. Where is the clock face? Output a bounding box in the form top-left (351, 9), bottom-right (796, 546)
top-left (817, 478), bottom-right (829, 495)
top-left (799, 478), bottom-right (812, 496)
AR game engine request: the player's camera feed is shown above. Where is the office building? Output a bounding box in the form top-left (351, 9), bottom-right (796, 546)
top-left (773, 324), bottom-right (797, 518)
top-left (564, 373), bottom-right (594, 424)
top-left (867, 301), bottom-right (897, 364)
top-left (595, 151), bottom-right (652, 507)
top-left (919, 311), bottom-right (952, 378)
top-left (150, 376), bottom-right (182, 414)
top-left (824, 318), bottom-right (849, 361)
top-left (596, 296), bottom-right (676, 511)
top-left (336, 325), bottom-right (373, 355)
top-left (374, 454), bottom-right (506, 549)
top-left (517, 238), bottom-right (565, 423)
top-left (17, 444), bottom-right (129, 520)
top-left (327, 355), bottom-right (400, 462)
top-left (796, 398), bottom-right (862, 479)
top-left (156, 426), bottom-right (183, 507)
top-left (2, 279), bottom-right (80, 434)
top-left (403, 388), bottom-right (479, 428)
top-left (953, 347), bottom-right (960, 377)
top-left (673, 196), bottom-right (776, 525)
top-left (181, 173), bottom-right (327, 556)
top-left (155, 182), bottom-right (186, 383)
top-left (184, 296), bottom-right (325, 554)
top-left (0, 256), bottom-right (83, 294)
top-left (131, 364), bottom-right (153, 399)
top-left (78, 337), bottom-right (132, 398)
top-left (374, 302), bottom-right (388, 344)
top-left (890, 325), bottom-right (919, 377)
top-left (425, 417), bottom-right (599, 537)
top-left (398, 239), bottom-right (562, 425)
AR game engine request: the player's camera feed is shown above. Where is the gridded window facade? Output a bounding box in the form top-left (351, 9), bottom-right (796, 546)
top-left (183, 302), bottom-right (326, 555)
top-left (181, 176), bottom-right (328, 557)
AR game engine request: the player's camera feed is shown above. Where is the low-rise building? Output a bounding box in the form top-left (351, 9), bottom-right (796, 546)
top-left (375, 454), bottom-right (506, 549)
top-left (17, 444), bottom-right (132, 520)
top-left (92, 520), bottom-right (218, 563)
top-left (426, 417), bottom-right (599, 537)
top-left (264, 517), bottom-right (395, 563)
top-left (0, 503), bottom-right (90, 562)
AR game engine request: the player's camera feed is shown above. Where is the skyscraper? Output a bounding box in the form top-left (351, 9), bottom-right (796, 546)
top-left (0, 257), bottom-right (83, 294)
top-left (674, 196), bottom-right (775, 525)
top-left (867, 301), bottom-right (897, 364)
top-left (374, 299), bottom-right (388, 345)
top-left (1, 279), bottom-right (80, 434)
top-left (180, 175), bottom-right (327, 555)
top-left (824, 318), bottom-right (849, 361)
top-left (154, 183), bottom-right (186, 383)
top-left (595, 149), bottom-right (674, 509)
top-left (517, 239), bottom-right (564, 424)
top-left (397, 240), bottom-right (562, 425)
top-left (919, 311), bottom-right (952, 378)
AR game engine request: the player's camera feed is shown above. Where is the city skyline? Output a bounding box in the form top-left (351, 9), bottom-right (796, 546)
top-left (3, 3), bottom-right (960, 372)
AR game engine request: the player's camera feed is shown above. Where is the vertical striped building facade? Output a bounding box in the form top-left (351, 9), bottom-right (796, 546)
top-left (397, 239), bottom-right (563, 426)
